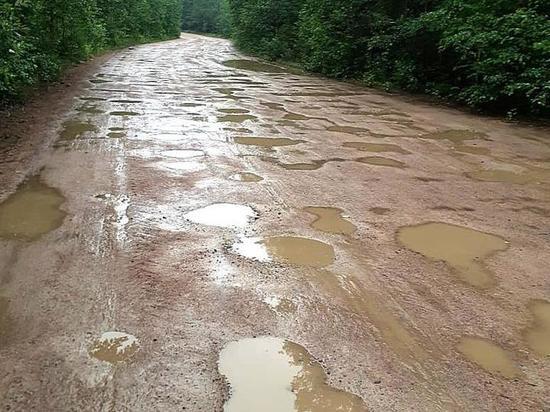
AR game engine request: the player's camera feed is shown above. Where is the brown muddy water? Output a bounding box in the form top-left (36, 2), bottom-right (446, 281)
top-left (60, 120), bottom-right (98, 140)
top-left (457, 337), bottom-right (520, 379)
top-left (89, 332), bottom-right (140, 364)
top-left (343, 142), bottom-right (411, 154)
top-left (304, 207), bottom-right (356, 235)
top-left (397, 222), bottom-right (508, 288)
top-left (232, 236), bottom-right (335, 268)
top-left (0, 177), bottom-right (66, 241)
top-left (233, 137), bottom-right (304, 148)
top-left (218, 337), bottom-right (367, 412)
top-left (523, 299), bottom-right (550, 357)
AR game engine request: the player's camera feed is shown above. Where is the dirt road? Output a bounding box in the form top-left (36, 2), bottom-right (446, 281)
top-left (1, 33), bottom-right (549, 411)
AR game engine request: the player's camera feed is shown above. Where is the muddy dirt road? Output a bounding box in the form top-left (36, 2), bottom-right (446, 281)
top-left (1, 33), bottom-right (549, 411)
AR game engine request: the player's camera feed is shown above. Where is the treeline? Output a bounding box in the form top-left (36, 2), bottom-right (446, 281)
top-left (0, 0), bottom-right (182, 105)
top-left (181, 0), bottom-right (230, 36)
top-left (227, 0), bottom-right (550, 117)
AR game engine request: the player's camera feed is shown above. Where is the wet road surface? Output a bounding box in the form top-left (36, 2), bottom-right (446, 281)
top-left (1, 33), bottom-right (549, 411)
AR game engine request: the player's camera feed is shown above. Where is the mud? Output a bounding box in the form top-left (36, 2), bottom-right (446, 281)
top-left (1, 33), bottom-right (549, 412)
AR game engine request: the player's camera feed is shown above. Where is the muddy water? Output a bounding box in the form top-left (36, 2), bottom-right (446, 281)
top-left (60, 120), bottom-right (98, 140)
top-left (218, 108), bottom-right (250, 114)
top-left (523, 299), bottom-right (550, 357)
top-left (343, 142), bottom-right (411, 154)
top-left (457, 337), bottom-right (519, 379)
top-left (397, 222), bottom-right (508, 288)
top-left (233, 137), bottom-right (304, 148)
top-left (89, 332), bottom-right (140, 364)
top-left (466, 168), bottom-right (550, 185)
top-left (233, 236), bottom-right (335, 268)
top-left (327, 126), bottom-right (370, 135)
top-left (304, 207), bottom-right (356, 235)
top-left (185, 203), bottom-right (257, 228)
top-left (110, 111), bottom-right (140, 117)
top-left (218, 337), bottom-right (367, 412)
top-left (0, 177), bottom-right (66, 241)
top-left (161, 150), bottom-right (205, 159)
top-left (218, 114), bottom-right (257, 123)
top-left (356, 157), bottom-right (406, 168)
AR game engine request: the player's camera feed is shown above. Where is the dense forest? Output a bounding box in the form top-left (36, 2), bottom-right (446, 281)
top-left (181, 0), bottom-right (230, 36)
top-left (225, 0), bottom-right (549, 117)
top-left (0, 0), bottom-right (182, 105)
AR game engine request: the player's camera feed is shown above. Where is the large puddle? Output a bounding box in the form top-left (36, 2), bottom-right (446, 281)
top-left (0, 177), bottom-right (66, 241)
top-left (233, 137), bottom-right (304, 148)
top-left (233, 236), bottom-right (335, 268)
top-left (223, 59), bottom-right (290, 73)
top-left (304, 207), bottom-right (356, 235)
top-left (89, 332), bottom-right (140, 364)
top-left (218, 337), bottom-right (367, 412)
top-left (397, 222), bottom-right (508, 288)
top-left (467, 169), bottom-right (534, 185)
top-left (185, 203), bottom-right (257, 228)
top-left (523, 299), bottom-right (550, 357)
top-left (343, 142), bottom-right (410, 154)
top-left (457, 337), bottom-right (519, 379)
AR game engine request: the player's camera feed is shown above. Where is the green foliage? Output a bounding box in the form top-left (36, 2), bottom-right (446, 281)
top-left (0, 0), bottom-right (182, 105)
top-left (227, 0), bottom-right (550, 117)
top-left (181, 0), bottom-right (230, 36)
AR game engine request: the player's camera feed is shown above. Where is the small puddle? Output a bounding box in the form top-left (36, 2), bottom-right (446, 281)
top-left (397, 222), bottom-right (508, 288)
top-left (0, 177), bottom-right (66, 241)
top-left (110, 99), bottom-right (142, 104)
top-left (185, 203), bottom-right (257, 229)
top-left (523, 299), bottom-right (550, 357)
top-left (76, 104), bottom-right (105, 114)
top-left (89, 332), bottom-right (140, 364)
top-left (421, 130), bottom-right (488, 144)
top-left (233, 137), bottom-right (304, 148)
top-left (218, 337), bottom-right (367, 412)
top-left (218, 108), bottom-right (250, 114)
top-left (304, 207), bottom-right (356, 235)
top-left (160, 150), bottom-right (205, 159)
top-left (60, 120), bottom-right (98, 140)
top-left (356, 157), bottom-right (406, 168)
top-left (233, 236), bottom-right (335, 268)
top-left (223, 59), bottom-right (289, 73)
top-left (230, 172), bottom-right (264, 182)
top-left (108, 132), bottom-right (125, 138)
top-left (343, 142), bottom-right (410, 154)
top-left (218, 114), bottom-right (257, 123)
top-left (110, 111), bottom-right (140, 117)
top-left (457, 337), bottom-right (519, 379)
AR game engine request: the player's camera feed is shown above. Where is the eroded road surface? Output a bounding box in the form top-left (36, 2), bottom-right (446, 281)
top-left (1, 33), bottom-right (549, 411)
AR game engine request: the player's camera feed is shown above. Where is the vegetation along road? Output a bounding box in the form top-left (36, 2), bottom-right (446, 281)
top-left (1, 33), bottom-right (549, 411)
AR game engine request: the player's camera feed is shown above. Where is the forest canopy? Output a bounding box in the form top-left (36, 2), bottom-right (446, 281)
top-left (0, 0), bottom-right (182, 105)
top-left (226, 0), bottom-right (550, 117)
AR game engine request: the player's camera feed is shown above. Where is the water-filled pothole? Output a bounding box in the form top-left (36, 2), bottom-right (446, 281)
top-left (457, 337), bottom-right (519, 379)
top-left (304, 207), bottom-right (356, 235)
top-left (89, 332), bottom-right (140, 364)
top-left (397, 222), bottom-right (508, 288)
top-left (0, 177), bottom-right (66, 241)
top-left (218, 337), bottom-right (367, 412)
top-left (233, 236), bottom-right (335, 267)
top-left (523, 299), bottom-right (550, 357)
